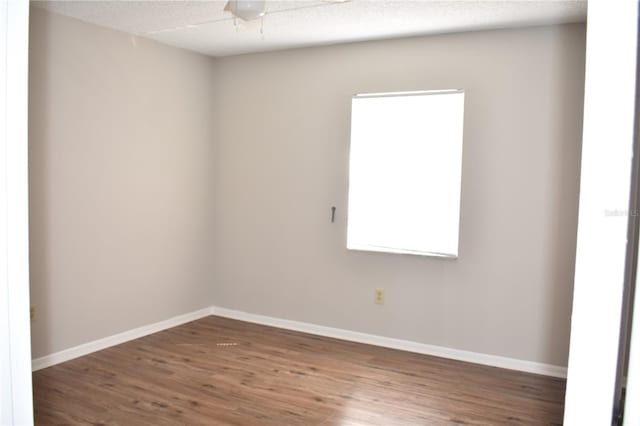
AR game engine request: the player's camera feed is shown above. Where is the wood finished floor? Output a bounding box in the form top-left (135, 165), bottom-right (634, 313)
top-left (33, 316), bottom-right (565, 425)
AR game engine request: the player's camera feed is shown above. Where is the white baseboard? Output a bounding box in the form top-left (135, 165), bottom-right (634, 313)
top-left (211, 306), bottom-right (568, 378)
top-left (32, 305), bottom-right (567, 378)
top-left (31, 307), bottom-right (213, 371)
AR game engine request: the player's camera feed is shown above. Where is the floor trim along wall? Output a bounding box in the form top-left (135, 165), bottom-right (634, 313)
top-left (32, 306), bottom-right (567, 378)
top-left (211, 307), bottom-right (568, 378)
top-left (31, 307), bottom-right (212, 371)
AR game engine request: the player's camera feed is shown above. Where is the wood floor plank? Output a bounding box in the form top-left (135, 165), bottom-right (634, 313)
top-left (33, 316), bottom-right (565, 425)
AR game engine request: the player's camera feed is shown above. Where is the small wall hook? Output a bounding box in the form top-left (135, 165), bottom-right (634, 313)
top-left (331, 206), bottom-right (336, 223)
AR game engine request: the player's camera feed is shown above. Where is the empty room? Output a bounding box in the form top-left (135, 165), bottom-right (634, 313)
top-left (2, 0), bottom-right (640, 425)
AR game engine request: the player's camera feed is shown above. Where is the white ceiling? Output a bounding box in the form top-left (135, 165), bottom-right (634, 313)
top-left (32, 0), bottom-right (588, 57)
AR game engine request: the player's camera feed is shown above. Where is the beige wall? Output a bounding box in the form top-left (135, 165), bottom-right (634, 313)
top-left (29, 8), bottom-right (585, 368)
top-left (212, 24), bottom-right (586, 367)
top-left (28, 8), bottom-right (217, 358)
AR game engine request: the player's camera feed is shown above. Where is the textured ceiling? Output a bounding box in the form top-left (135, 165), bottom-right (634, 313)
top-left (32, 0), bottom-right (588, 57)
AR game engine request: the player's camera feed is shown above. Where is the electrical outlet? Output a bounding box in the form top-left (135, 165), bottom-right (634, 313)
top-left (375, 288), bottom-right (384, 305)
top-left (30, 305), bottom-right (35, 321)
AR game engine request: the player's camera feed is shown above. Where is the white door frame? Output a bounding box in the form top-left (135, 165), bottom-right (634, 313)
top-left (625, 245), bottom-right (640, 423)
top-left (563, 1), bottom-right (639, 424)
top-left (0, 0), bottom-right (34, 425)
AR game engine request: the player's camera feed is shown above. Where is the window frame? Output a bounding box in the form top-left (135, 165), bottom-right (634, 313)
top-left (346, 89), bottom-right (465, 259)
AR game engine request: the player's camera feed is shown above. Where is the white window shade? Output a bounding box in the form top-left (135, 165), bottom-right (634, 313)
top-left (347, 90), bottom-right (465, 258)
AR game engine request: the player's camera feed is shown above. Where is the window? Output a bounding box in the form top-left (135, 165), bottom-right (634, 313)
top-left (347, 90), bottom-right (465, 258)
